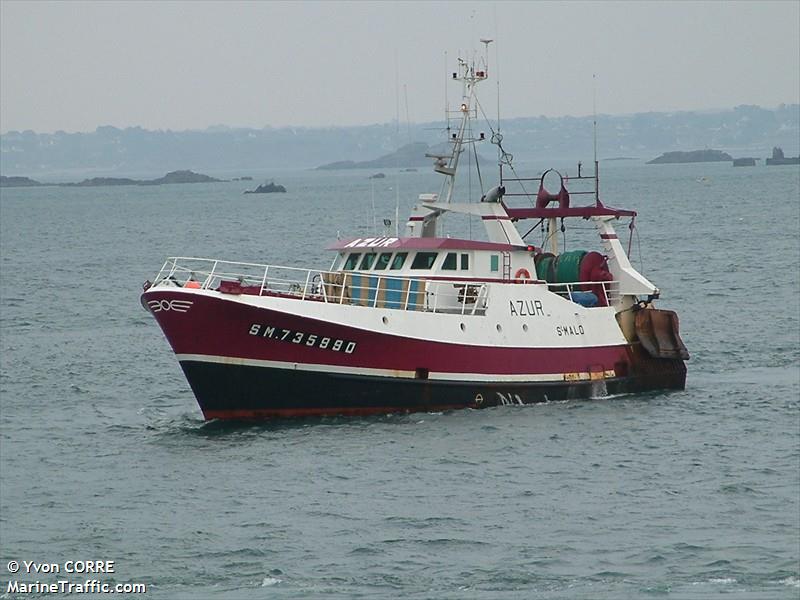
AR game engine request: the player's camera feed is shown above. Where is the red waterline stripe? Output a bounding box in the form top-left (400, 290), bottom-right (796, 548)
top-left (203, 404), bottom-right (468, 420)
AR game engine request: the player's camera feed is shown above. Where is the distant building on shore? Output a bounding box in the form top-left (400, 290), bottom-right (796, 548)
top-left (765, 147), bottom-right (800, 166)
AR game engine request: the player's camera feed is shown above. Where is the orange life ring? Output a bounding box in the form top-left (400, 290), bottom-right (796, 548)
top-left (514, 268), bottom-right (532, 283)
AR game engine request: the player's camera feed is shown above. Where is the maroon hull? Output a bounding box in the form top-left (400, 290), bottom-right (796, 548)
top-left (142, 289), bottom-right (631, 377)
top-left (142, 289), bottom-right (685, 420)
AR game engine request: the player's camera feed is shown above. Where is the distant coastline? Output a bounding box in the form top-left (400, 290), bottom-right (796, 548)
top-left (2, 104), bottom-right (797, 174)
top-left (316, 141), bottom-right (491, 170)
top-left (316, 142), bottom-right (433, 170)
top-left (0, 170), bottom-right (225, 188)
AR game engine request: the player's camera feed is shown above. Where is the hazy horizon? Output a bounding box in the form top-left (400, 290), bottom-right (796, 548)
top-left (2, 1), bottom-right (799, 135)
top-left (2, 101), bottom-right (799, 137)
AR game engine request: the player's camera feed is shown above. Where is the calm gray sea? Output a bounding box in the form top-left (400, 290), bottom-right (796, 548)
top-left (1, 161), bottom-right (799, 599)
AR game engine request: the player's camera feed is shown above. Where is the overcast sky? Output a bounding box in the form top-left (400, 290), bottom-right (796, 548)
top-left (1, 0), bottom-right (798, 134)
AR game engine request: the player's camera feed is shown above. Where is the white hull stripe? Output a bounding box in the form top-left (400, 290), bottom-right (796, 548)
top-left (173, 353), bottom-right (603, 383)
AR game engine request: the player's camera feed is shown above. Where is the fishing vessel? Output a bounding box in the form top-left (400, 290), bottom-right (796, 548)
top-left (141, 47), bottom-right (688, 420)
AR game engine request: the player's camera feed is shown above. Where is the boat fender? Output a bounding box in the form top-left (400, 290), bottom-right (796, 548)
top-left (514, 268), bottom-right (532, 283)
top-left (481, 185), bottom-right (505, 203)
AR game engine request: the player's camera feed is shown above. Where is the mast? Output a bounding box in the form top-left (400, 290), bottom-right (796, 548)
top-left (593, 73), bottom-right (599, 205)
top-left (427, 51), bottom-right (488, 205)
top-left (394, 50), bottom-right (401, 236)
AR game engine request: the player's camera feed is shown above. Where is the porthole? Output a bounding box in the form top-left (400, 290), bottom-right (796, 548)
top-left (382, 316), bottom-right (389, 325)
top-left (522, 323), bottom-right (529, 332)
top-left (460, 323), bottom-right (466, 331)
top-left (496, 324), bottom-right (502, 332)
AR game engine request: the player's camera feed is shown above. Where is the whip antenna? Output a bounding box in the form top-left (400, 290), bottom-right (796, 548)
top-left (394, 50), bottom-right (401, 237)
top-left (593, 73), bottom-right (600, 204)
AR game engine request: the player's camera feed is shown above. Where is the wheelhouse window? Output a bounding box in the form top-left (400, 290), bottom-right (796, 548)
top-left (442, 252), bottom-right (458, 270)
top-left (390, 252), bottom-right (408, 270)
top-left (410, 252), bottom-right (439, 270)
top-left (343, 253), bottom-right (361, 270)
top-left (490, 255), bottom-right (499, 272)
top-left (460, 253), bottom-right (469, 270)
top-left (374, 252), bottom-right (392, 270)
top-left (359, 253), bottom-right (377, 270)
top-left (331, 253), bottom-right (346, 270)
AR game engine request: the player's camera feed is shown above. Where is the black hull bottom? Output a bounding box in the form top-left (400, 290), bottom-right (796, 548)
top-left (179, 359), bottom-right (687, 420)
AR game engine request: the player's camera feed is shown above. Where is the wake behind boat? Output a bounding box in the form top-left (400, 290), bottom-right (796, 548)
top-left (141, 47), bottom-right (688, 420)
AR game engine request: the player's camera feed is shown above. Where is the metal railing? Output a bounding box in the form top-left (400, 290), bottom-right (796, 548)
top-left (545, 280), bottom-right (621, 307)
top-left (151, 257), bottom-right (490, 315)
top-left (151, 257), bottom-right (619, 313)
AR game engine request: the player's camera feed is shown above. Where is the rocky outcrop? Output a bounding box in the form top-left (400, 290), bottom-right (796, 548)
top-left (0, 175), bottom-right (42, 187)
top-left (244, 181), bottom-right (287, 194)
top-left (647, 150), bottom-right (733, 164)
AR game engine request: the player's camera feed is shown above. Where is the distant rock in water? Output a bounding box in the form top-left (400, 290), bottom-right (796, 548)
top-left (733, 157), bottom-right (757, 167)
top-left (56, 170), bottom-right (224, 187)
top-left (145, 170), bottom-right (223, 185)
top-left (0, 175), bottom-right (43, 187)
top-left (244, 181), bottom-right (286, 194)
top-left (647, 150), bottom-right (733, 164)
top-left (765, 146), bottom-right (800, 166)
top-left (368, 173), bottom-right (386, 179)
top-left (2, 170), bottom-right (223, 188)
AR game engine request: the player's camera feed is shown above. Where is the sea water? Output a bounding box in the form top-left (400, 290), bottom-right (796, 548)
top-left (1, 162), bottom-right (798, 599)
